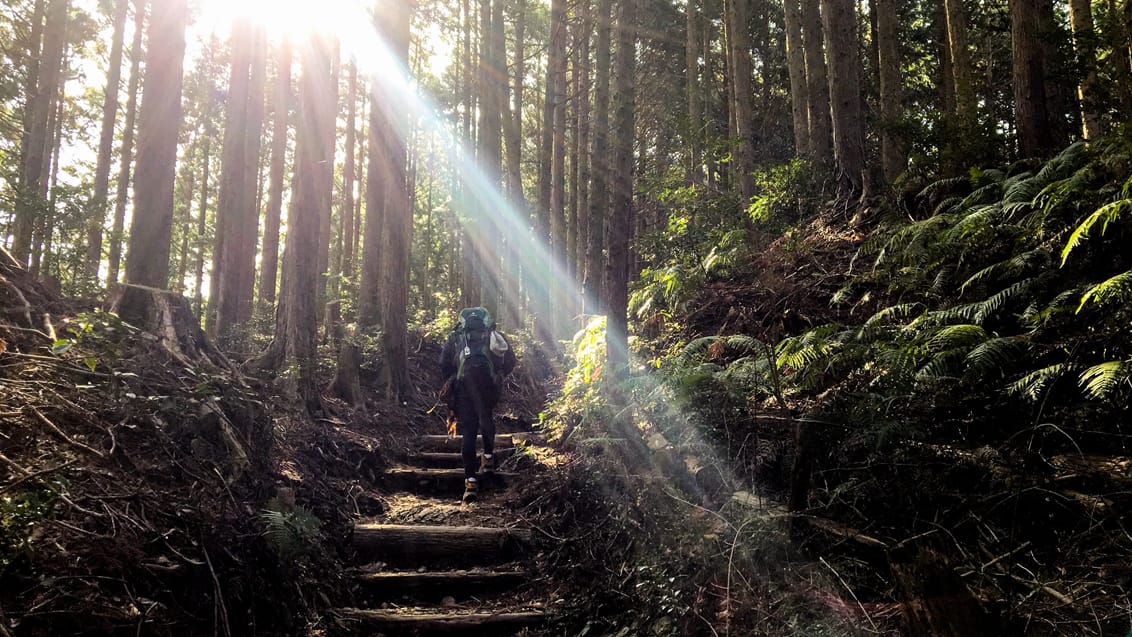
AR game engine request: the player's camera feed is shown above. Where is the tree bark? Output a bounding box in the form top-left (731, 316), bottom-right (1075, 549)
top-left (875, 0), bottom-right (906, 183)
top-left (258, 38), bottom-right (291, 310)
top-left (1011, 0), bottom-right (1056, 158)
top-left (583, 0), bottom-right (612, 315)
top-left (1068, 0), bottom-right (1104, 140)
top-left (378, 0), bottom-right (413, 402)
top-left (215, 19), bottom-right (266, 335)
top-left (316, 45), bottom-right (340, 308)
top-left (606, 0), bottom-right (635, 374)
top-left (574, 0), bottom-right (591, 275)
top-left (1106, 0), bottom-right (1132, 118)
top-left (13, 0), bottom-right (68, 266)
top-left (820, 0), bottom-right (865, 196)
top-left (782, 0), bottom-right (810, 158)
top-left (107, 0), bottom-right (146, 287)
top-left (251, 34), bottom-right (334, 415)
top-left (124, 0), bottom-right (186, 288)
top-left (725, 0), bottom-right (755, 202)
top-left (800, 0), bottom-right (832, 169)
top-left (193, 132), bottom-right (212, 315)
top-left (85, 0), bottom-right (129, 278)
top-left (944, 0), bottom-right (975, 124)
top-left (341, 62), bottom-right (358, 280)
top-left (358, 68), bottom-right (386, 327)
top-left (685, 0), bottom-right (704, 181)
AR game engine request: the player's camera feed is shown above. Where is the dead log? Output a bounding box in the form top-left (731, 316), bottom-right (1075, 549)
top-left (355, 569), bottom-right (526, 600)
top-left (335, 607), bottom-right (546, 633)
top-left (407, 448), bottom-right (515, 469)
top-left (416, 434), bottom-right (515, 452)
top-left (352, 523), bottom-right (531, 566)
top-left (382, 468), bottom-right (515, 495)
top-left (891, 548), bottom-right (999, 636)
top-left (106, 284), bottom-right (237, 374)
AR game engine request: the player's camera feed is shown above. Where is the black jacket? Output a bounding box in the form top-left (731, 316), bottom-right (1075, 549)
top-left (439, 329), bottom-right (517, 380)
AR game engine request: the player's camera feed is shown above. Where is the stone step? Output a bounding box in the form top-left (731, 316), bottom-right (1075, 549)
top-left (407, 448), bottom-right (516, 469)
top-left (417, 434), bottom-right (515, 452)
top-left (354, 569), bottom-right (526, 601)
top-left (334, 607), bottom-right (548, 634)
top-left (352, 523), bottom-right (531, 567)
top-left (383, 468), bottom-right (515, 495)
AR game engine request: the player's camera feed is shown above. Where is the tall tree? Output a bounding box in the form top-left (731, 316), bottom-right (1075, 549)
top-left (358, 84), bottom-right (385, 326)
top-left (686, 0), bottom-right (705, 181)
top-left (800, 0), bottom-right (832, 168)
top-left (1011, 0), bottom-right (1056, 158)
top-left (13, 0), bottom-right (68, 266)
top-left (944, 0), bottom-right (975, 125)
top-left (875, 0), bottom-right (906, 183)
top-left (1068, 0), bottom-right (1104, 140)
top-left (106, 0), bottom-right (146, 286)
top-left (782, 0), bottom-right (810, 157)
top-left (378, 0), bottom-right (413, 401)
top-left (215, 20), bottom-right (267, 335)
top-left (607, 0), bottom-right (636, 374)
top-left (724, 0), bottom-right (755, 201)
top-left (253, 34), bottom-right (335, 414)
top-left (258, 39), bottom-right (292, 309)
top-left (1106, 0), bottom-right (1132, 117)
top-left (85, 0), bottom-right (129, 278)
top-left (583, 0), bottom-right (612, 312)
top-left (820, 0), bottom-right (865, 195)
top-left (340, 62), bottom-right (358, 280)
top-left (573, 0), bottom-right (591, 272)
top-left (124, 0), bottom-right (187, 288)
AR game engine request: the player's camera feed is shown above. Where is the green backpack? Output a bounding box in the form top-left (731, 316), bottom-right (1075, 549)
top-left (454, 307), bottom-right (501, 385)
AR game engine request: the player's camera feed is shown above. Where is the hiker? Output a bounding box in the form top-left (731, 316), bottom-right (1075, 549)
top-left (440, 307), bottom-right (517, 503)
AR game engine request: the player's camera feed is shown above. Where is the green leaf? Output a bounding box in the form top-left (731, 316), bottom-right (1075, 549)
top-left (52, 339), bottom-right (72, 354)
top-left (83, 357), bottom-right (98, 372)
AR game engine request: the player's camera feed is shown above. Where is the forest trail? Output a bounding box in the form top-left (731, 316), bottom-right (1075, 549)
top-left (330, 429), bottom-right (552, 635)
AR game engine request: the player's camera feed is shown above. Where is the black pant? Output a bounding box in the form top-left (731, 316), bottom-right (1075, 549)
top-left (454, 381), bottom-right (495, 479)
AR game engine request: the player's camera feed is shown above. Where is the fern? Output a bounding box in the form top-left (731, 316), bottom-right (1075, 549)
top-left (926, 324), bottom-right (988, 353)
top-left (1078, 360), bottom-right (1131, 399)
top-left (1007, 363), bottom-right (1068, 401)
top-left (1076, 270), bottom-right (1132, 312)
top-left (964, 336), bottom-right (1028, 377)
top-left (1061, 198), bottom-right (1132, 265)
top-left (864, 303), bottom-right (923, 327)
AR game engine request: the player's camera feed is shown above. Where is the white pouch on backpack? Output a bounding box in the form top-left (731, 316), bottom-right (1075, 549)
top-left (489, 330), bottom-right (509, 356)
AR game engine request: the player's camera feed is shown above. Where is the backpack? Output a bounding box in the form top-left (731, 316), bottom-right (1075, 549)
top-left (453, 307), bottom-right (507, 389)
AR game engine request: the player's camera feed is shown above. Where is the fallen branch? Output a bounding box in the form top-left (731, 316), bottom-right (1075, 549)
top-left (29, 407), bottom-right (105, 458)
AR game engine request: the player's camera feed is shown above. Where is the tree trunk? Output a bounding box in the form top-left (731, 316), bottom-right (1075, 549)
top-left (341, 62), bottom-right (358, 279)
top-left (124, 0), bottom-right (186, 288)
top-left (800, 0), bottom-right (832, 170)
top-left (251, 34), bottom-right (334, 415)
top-left (875, 0), bottom-right (906, 183)
top-left (215, 19), bottom-right (266, 336)
top-left (583, 0), bottom-right (612, 315)
top-left (193, 132), bottom-right (212, 316)
top-left (1011, 0), bottom-right (1055, 158)
top-left (549, 0), bottom-right (568, 267)
top-left (107, 0), bottom-right (147, 287)
top-left (1068, 0), bottom-right (1104, 140)
top-left (574, 0), bottom-right (591, 276)
top-left (13, 0), bottom-right (68, 266)
top-left (944, 0), bottom-right (975, 124)
top-left (358, 70), bottom-right (386, 327)
top-left (782, 0), bottom-right (809, 158)
top-left (378, 0), bottom-right (413, 402)
top-left (173, 136), bottom-right (200, 292)
top-left (726, 0), bottom-right (755, 202)
top-left (502, 0), bottom-right (527, 328)
top-left (258, 38), bottom-right (291, 310)
top-left (85, 0), bottom-right (129, 278)
top-left (606, 0), bottom-right (635, 375)
top-left (820, 0), bottom-right (865, 197)
top-left (685, 0), bottom-right (704, 181)
top-left (1106, 0), bottom-right (1132, 118)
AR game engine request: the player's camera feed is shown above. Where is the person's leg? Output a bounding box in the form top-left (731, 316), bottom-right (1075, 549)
top-left (457, 399), bottom-right (480, 480)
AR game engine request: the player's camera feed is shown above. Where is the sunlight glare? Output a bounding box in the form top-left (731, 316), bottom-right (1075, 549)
top-left (196, 0), bottom-right (364, 41)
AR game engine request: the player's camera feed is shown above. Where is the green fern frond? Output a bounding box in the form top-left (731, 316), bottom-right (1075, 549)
top-left (1079, 360), bottom-right (1131, 399)
top-left (959, 180), bottom-right (1005, 209)
top-left (1022, 285), bottom-right (1089, 327)
top-left (926, 324), bottom-right (988, 353)
top-left (865, 303), bottom-right (923, 327)
top-left (933, 195), bottom-right (963, 217)
top-left (964, 336), bottom-right (1027, 376)
top-left (946, 204), bottom-right (1001, 241)
top-left (724, 335), bottom-right (764, 354)
top-left (1007, 363), bottom-right (1068, 401)
top-left (776, 325), bottom-right (843, 370)
top-left (1077, 270), bottom-right (1132, 312)
top-left (959, 249), bottom-right (1049, 296)
top-left (1002, 173), bottom-right (1041, 203)
top-left (917, 175), bottom-right (967, 205)
top-left (916, 348), bottom-right (967, 380)
top-left (1061, 198), bottom-right (1132, 265)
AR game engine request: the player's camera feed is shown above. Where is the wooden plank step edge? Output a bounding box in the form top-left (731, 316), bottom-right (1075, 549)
top-left (417, 434), bottom-right (516, 450)
top-left (335, 607), bottom-right (547, 628)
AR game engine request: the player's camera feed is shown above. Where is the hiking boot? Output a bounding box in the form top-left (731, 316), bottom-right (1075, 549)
top-left (462, 478), bottom-right (478, 503)
top-left (479, 453), bottom-right (495, 475)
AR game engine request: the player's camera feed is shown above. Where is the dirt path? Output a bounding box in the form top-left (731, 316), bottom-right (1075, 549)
top-left (329, 428), bottom-right (552, 635)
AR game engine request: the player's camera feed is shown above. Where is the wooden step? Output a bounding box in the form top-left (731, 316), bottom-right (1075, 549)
top-left (335, 607), bottom-right (547, 634)
top-left (355, 569), bottom-right (526, 600)
top-left (417, 434), bottom-right (515, 452)
top-left (383, 468), bottom-right (515, 495)
top-left (352, 524), bottom-right (531, 566)
top-left (407, 448), bottom-right (516, 469)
